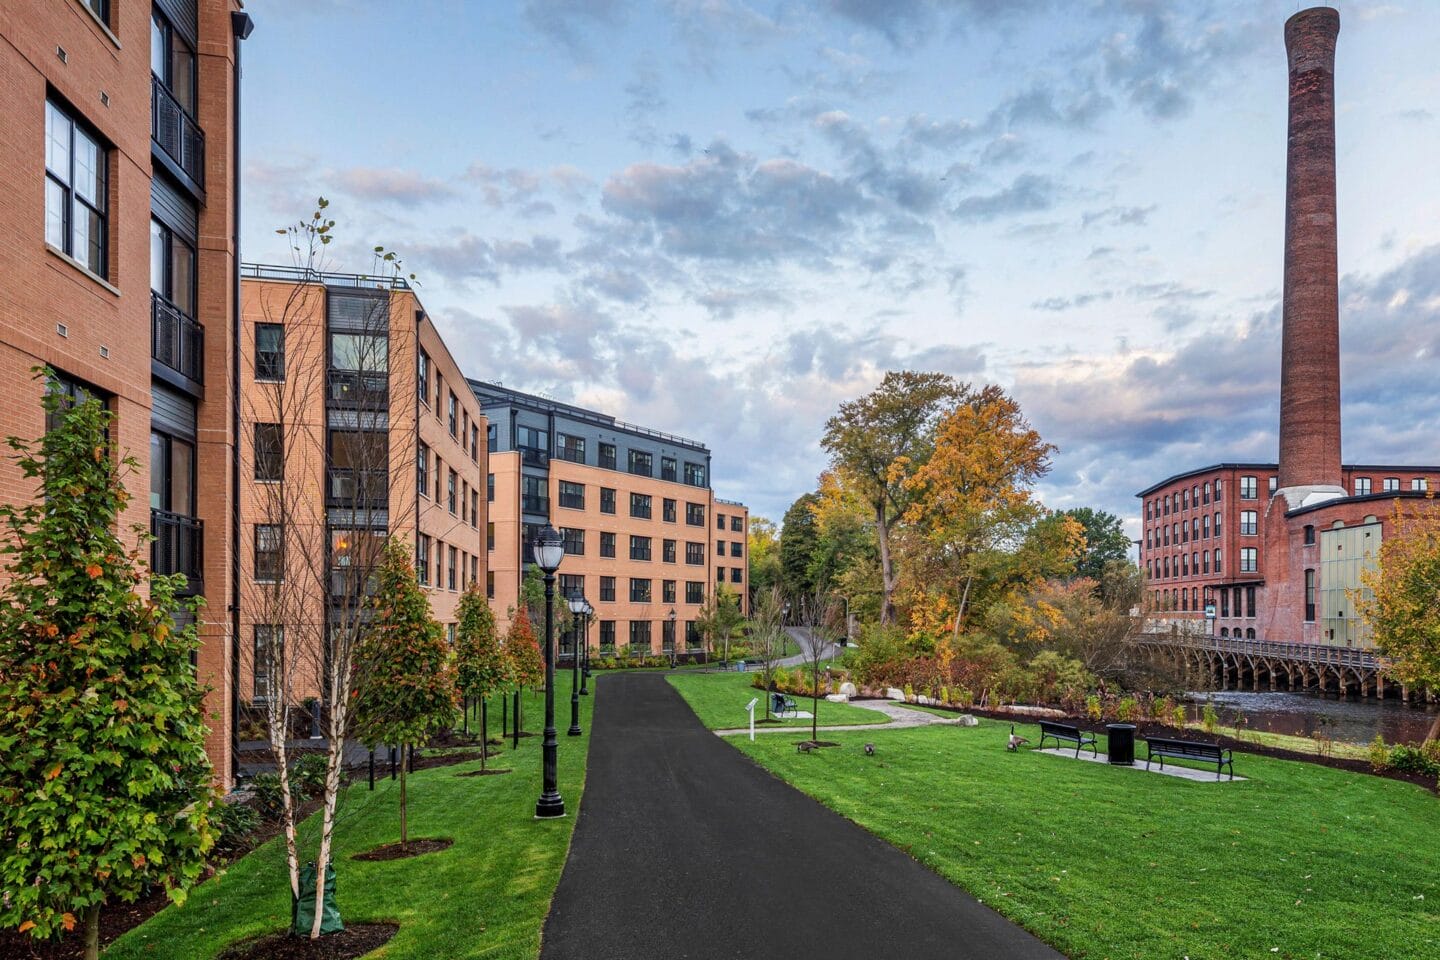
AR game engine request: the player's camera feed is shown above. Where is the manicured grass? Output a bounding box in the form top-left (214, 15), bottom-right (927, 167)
top-left (107, 673), bottom-right (592, 960)
top-left (734, 719), bottom-right (1440, 960)
top-left (666, 670), bottom-right (890, 730)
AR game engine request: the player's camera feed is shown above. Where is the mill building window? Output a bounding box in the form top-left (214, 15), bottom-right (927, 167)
top-left (1240, 548), bottom-right (1257, 573)
top-left (1240, 511), bottom-right (1258, 536)
top-left (1413, 478), bottom-right (1428, 491)
top-left (1240, 476), bottom-right (1257, 500)
top-left (1304, 569), bottom-right (1316, 622)
top-left (1354, 477), bottom-right (1371, 496)
top-left (45, 100), bottom-right (108, 278)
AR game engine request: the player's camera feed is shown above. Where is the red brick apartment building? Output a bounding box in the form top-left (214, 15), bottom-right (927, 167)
top-left (1135, 7), bottom-right (1440, 651)
top-left (0, 0), bottom-right (252, 783)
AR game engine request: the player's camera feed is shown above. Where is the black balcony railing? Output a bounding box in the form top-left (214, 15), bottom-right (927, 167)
top-left (328, 370), bottom-right (389, 408)
top-left (151, 291), bottom-right (204, 383)
top-left (151, 509), bottom-right (202, 592)
top-left (520, 446), bottom-right (549, 467)
top-left (327, 467), bottom-right (388, 507)
top-left (151, 76), bottom-right (204, 187)
top-left (522, 494), bottom-right (550, 516)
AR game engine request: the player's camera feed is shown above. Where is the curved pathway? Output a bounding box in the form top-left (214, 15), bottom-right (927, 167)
top-left (712, 697), bottom-right (963, 736)
top-left (540, 672), bottom-right (1064, 960)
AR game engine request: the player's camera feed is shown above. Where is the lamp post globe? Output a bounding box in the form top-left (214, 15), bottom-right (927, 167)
top-left (566, 594), bottom-right (585, 736)
top-left (534, 525), bottom-right (566, 819)
top-left (580, 599), bottom-right (594, 693)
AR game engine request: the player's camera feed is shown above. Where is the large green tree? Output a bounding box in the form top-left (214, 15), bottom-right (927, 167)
top-left (747, 516), bottom-right (782, 598)
top-left (351, 539), bottom-right (457, 851)
top-left (694, 585), bottom-right (745, 662)
top-left (1060, 508), bottom-right (1133, 583)
top-left (779, 493), bottom-right (821, 600)
top-left (0, 382), bottom-right (215, 960)
top-left (822, 371), bottom-right (963, 623)
top-left (453, 584), bottom-right (506, 770)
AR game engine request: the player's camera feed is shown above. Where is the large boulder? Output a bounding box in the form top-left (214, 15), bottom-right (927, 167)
top-left (839, 681), bottom-right (857, 697)
top-left (886, 687), bottom-right (906, 701)
top-left (825, 693), bottom-right (849, 703)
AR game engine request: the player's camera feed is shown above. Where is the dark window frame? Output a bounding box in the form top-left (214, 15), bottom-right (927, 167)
top-left (254, 422), bottom-right (283, 482)
top-left (45, 99), bottom-right (109, 278)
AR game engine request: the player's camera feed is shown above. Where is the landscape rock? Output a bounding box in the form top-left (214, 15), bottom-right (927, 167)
top-left (840, 682), bottom-right (857, 697)
top-left (886, 687), bottom-right (906, 701)
top-left (825, 693), bottom-right (849, 703)
top-left (958, 714), bottom-right (979, 727)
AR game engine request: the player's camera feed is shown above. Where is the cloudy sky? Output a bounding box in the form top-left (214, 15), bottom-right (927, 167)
top-left (238, 0), bottom-right (1440, 536)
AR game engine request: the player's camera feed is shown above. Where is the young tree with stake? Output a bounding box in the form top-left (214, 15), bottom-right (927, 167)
top-left (350, 539), bottom-right (457, 851)
top-left (0, 383), bottom-right (215, 960)
top-left (798, 592), bottom-right (845, 745)
top-left (748, 587), bottom-right (788, 720)
top-left (454, 583), bottom-right (506, 771)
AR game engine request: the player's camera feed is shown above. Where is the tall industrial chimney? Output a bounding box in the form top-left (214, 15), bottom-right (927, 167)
top-left (1278, 6), bottom-right (1343, 492)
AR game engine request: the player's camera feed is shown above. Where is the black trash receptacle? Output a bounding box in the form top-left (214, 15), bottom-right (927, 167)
top-left (1106, 724), bottom-right (1136, 766)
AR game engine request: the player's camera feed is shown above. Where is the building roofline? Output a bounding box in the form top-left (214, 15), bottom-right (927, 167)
top-left (1284, 490), bottom-right (1437, 518)
top-left (1136, 462), bottom-right (1440, 498)
top-left (468, 378), bottom-right (710, 453)
top-left (240, 262), bottom-right (412, 291)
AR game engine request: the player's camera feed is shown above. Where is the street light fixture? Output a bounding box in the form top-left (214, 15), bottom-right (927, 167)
top-left (667, 607), bottom-right (677, 667)
top-left (533, 525), bottom-right (566, 819)
top-left (566, 594), bottom-right (586, 736)
top-left (580, 598), bottom-right (593, 694)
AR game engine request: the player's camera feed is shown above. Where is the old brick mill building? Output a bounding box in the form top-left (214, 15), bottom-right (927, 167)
top-left (1136, 7), bottom-right (1440, 681)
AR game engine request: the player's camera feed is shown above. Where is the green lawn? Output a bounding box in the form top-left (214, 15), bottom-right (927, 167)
top-left (734, 720), bottom-right (1440, 960)
top-left (107, 674), bottom-right (591, 960)
top-left (666, 671), bottom-right (890, 730)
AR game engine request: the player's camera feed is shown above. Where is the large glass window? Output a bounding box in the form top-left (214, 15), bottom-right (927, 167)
top-left (558, 480), bottom-right (585, 509)
top-left (661, 457), bottom-right (677, 482)
top-left (685, 542), bottom-right (705, 565)
top-left (685, 581), bottom-right (704, 604)
top-left (151, 9), bottom-right (195, 114)
top-left (629, 620), bottom-right (652, 650)
top-left (630, 493), bottom-right (652, 519)
top-left (1240, 511), bottom-right (1258, 536)
top-left (1354, 477), bottom-right (1372, 496)
top-left (45, 101), bottom-right (108, 277)
top-left (1240, 475), bottom-right (1258, 500)
top-left (556, 433), bottom-right (586, 464)
top-left (1240, 547), bottom-right (1257, 573)
top-left (253, 625), bottom-right (281, 699)
top-left (684, 462), bottom-right (707, 487)
top-left (255, 524), bottom-right (283, 582)
top-left (630, 578), bottom-right (652, 603)
top-left (254, 423), bottom-right (282, 481)
top-left (149, 431), bottom-right (194, 515)
top-left (561, 527), bottom-right (585, 556)
top-left (630, 536), bottom-right (652, 561)
top-left (628, 449), bottom-right (653, 477)
top-left (330, 333), bottom-right (388, 372)
top-left (686, 502), bottom-right (705, 526)
top-left (150, 218), bottom-right (195, 315)
top-left (255, 324), bottom-right (284, 381)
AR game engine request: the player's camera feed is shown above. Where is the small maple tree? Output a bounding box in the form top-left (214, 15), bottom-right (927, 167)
top-left (454, 583), bottom-right (507, 769)
top-left (350, 538), bottom-right (456, 850)
top-left (0, 380), bottom-right (215, 960)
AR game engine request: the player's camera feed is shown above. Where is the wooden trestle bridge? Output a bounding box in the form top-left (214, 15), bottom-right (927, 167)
top-left (1139, 633), bottom-right (1435, 702)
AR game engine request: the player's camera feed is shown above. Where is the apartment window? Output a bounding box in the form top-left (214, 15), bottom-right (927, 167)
top-left (254, 423), bottom-right (283, 481)
top-left (255, 524), bottom-right (283, 582)
top-left (1383, 477), bottom-right (1400, 492)
top-left (731, 516), bottom-right (743, 533)
top-left (416, 535), bottom-right (431, 585)
top-left (150, 218), bottom-right (196, 322)
top-left (417, 351), bottom-right (430, 403)
top-left (685, 581), bottom-right (704, 604)
top-left (1202, 515), bottom-right (1210, 539)
top-left (1269, 476), bottom-right (1278, 494)
top-left (685, 542), bottom-right (705, 565)
top-left (600, 532), bottom-right (616, 558)
top-left (448, 392), bottom-right (459, 437)
top-left (662, 618), bottom-right (676, 651)
top-left (1240, 476), bottom-right (1257, 500)
top-left (487, 571), bottom-right (495, 598)
top-left (487, 522), bottom-right (495, 552)
top-left (600, 487), bottom-right (616, 514)
top-left (448, 545), bottom-right (458, 590)
top-left (661, 457), bottom-right (677, 482)
top-left (1202, 482), bottom-right (1211, 505)
top-left (254, 324), bottom-right (285, 381)
top-left (459, 481), bottom-right (468, 523)
top-left (1214, 480), bottom-right (1223, 501)
top-left (470, 489), bottom-right (479, 528)
top-left (684, 462), bottom-right (707, 486)
top-left (630, 493), bottom-right (652, 519)
top-left (522, 475), bottom-right (547, 515)
top-left (1303, 524), bottom-right (1315, 545)
top-left (630, 535), bottom-right (652, 561)
top-left (599, 443), bottom-right (617, 471)
top-left (629, 620), bottom-right (652, 650)
top-left (715, 541), bottom-right (725, 557)
top-left (663, 539), bottom-right (677, 563)
top-left (663, 498), bottom-right (677, 523)
top-left (1162, 557), bottom-right (1169, 579)
top-left (1354, 477), bottom-right (1372, 496)
top-left (600, 576), bottom-right (616, 602)
top-left (487, 473), bottom-right (495, 502)
top-left (730, 542), bottom-right (742, 558)
top-left (600, 620), bottom-right (616, 647)
top-left (716, 514), bottom-right (726, 530)
top-left (1214, 549), bottom-right (1222, 574)
top-left (488, 424), bottom-right (497, 453)
top-left (1240, 511), bottom-right (1258, 536)
top-left (1214, 512), bottom-right (1223, 538)
top-left (556, 433), bottom-right (586, 464)
top-left (251, 624), bottom-right (282, 699)
top-left (628, 449), bottom-right (653, 477)
top-left (730, 567), bottom-right (742, 584)
top-left (1413, 478), bottom-right (1429, 492)
top-left (1246, 586), bottom-right (1257, 618)
top-left (1220, 589), bottom-right (1229, 618)
top-left (1181, 555), bottom-right (1189, 577)
top-left (45, 100), bottom-right (108, 277)
top-left (560, 573), bottom-right (584, 599)
top-left (1202, 551), bottom-right (1210, 574)
top-left (417, 442), bottom-right (430, 496)
top-left (470, 424), bottom-right (479, 462)
top-left (1163, 496), bottom-right (1170, 516)
top-left (1304, 569), bottom-right (1316, 622)
top-left (448, 470), bottom-right (458, 514)
top-left (716, 567), bottom-right (725, 583)
top-left (1162, 526), bottom-right (1169, 546)
top-left (435, 375), bottom-right (443, 419)
top-left (686, 502), bottom-right (705, 526)
top-left (1240, 547), bottom-right (1257, 573)
top-left (630, 578), bottom-right (652, 603)
top-left (1146, 500), bottom-right (1153, 520)
top-left (561, 527), bottom-right (585, 556)
top-left (151, 8), bottom-right (196, 112)
top-left (662, 579), bottom-right (677, 604)
top-left (1182, 489), bottom-right (1189, 510)
top-left (150, 430), bottom-right (194, 517)
top-left (559, 480), bottom-right (585, 509)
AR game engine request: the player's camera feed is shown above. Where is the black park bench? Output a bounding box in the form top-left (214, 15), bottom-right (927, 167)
top-left (1145, 737), bottom-right (1234, 780)
top-left (1037, 720), bottom-right (1098, 758)
top-left (771, 692), bottom-right (798, 717)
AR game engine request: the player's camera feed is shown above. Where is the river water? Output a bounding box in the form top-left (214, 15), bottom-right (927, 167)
top-left (1183, 690), bottom-right (1440, 745)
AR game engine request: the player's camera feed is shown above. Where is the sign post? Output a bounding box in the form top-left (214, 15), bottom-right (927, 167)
top-left (746, 697), bottom-right (759, 742)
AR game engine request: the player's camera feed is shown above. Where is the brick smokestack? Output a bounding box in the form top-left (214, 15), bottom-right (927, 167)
top-left (1278, 6), bottom-right (1342, 490)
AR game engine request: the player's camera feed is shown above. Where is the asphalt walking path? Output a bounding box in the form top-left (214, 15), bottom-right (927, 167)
top-left (540, 672), bottom-right (1064, 960)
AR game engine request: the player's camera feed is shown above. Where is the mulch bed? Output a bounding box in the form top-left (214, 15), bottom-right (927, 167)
top-left (871, 699), bottom-right (1438, 792)
top-left (352, 838), bottom-right (453, 862)
top-left (216, 923), bottom-right (399, 960)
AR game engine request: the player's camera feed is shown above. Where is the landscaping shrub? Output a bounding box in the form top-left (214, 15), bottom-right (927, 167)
top-left (291, 752), bottom-right (330, 799)
top-left (1172, 705), bottom-right (1187, 728)
top-left (1201, 701), bottom-right (1219, 734)
top-left (1368, 735), bottom-right (1392, 772)
top-left (249, 772), bottom-right (286, 819)
top-left (1116, 697), bottom-right (1137, 722)
top-left (1085, 695), bottom-right (1102, 721)
top-left (1388, 744), bottom-right (1440, 777)
top-left (212, 800), bottom-right (262, 855)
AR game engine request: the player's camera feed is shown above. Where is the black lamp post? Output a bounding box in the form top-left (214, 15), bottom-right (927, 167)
top-left (533, 525), bottom-right (566, 819)
top-left (566, 594), bottom-right (585, 736)
top-left (667, 607), bottom-right (678, 667)
top-left (580, 599), bottom-right (593, 694)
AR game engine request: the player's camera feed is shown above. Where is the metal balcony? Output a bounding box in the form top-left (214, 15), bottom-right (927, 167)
top-left (522, 494), bottom-right (550, 516)
top-left (151, 509), bottom-right (202, 593)
top-left (151, 76), bottom-right (204, 188)
top-left (520, 446), bottom-right (549, 467)
top-left (327, 467), bottom-right (388, 507)
top-left (151, 291), bottom-right (204, 383)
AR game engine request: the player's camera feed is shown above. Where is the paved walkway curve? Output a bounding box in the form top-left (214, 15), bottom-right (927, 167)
top-left (713, 697), bottom-right (964, 736)
top-left (540, 672), bottom-right (1065, 960)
